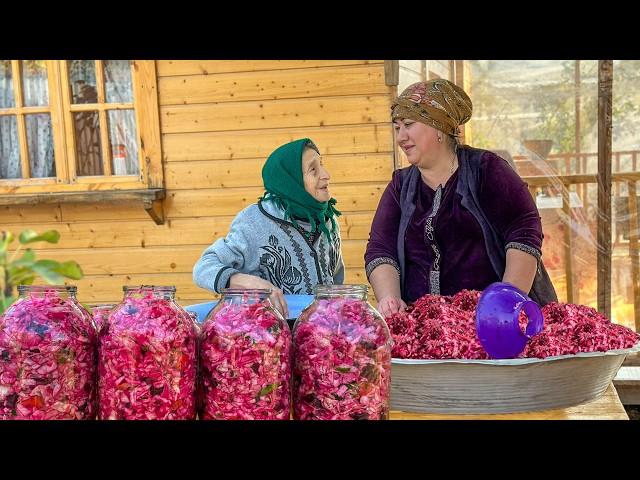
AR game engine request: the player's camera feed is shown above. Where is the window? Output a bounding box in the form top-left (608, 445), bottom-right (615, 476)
top-left (0, 60), bottom-right (164, 222)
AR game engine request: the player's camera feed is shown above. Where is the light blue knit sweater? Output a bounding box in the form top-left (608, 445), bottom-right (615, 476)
top-left (193, 200), bottom-right (344, 294)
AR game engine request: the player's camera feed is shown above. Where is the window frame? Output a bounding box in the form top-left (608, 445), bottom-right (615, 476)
top-left (0, 60), bottom-right (163, 196)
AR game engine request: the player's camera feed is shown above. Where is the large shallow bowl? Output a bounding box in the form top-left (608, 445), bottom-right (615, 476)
top-left (390, 343), bottom-right (640, 414)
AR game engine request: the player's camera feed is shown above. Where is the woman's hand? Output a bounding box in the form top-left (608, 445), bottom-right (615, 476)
top-left (376, 295), bottom-right (407, 318)
top-left (228, 273), bottom-right (289, 318)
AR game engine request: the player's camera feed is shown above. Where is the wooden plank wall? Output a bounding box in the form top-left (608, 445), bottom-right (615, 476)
top-left (1, 60), bottom-right (395, 307)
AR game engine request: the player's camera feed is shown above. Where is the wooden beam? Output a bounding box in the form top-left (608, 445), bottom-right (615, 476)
top-left (519, 172), bottom-right (640, 188)
top-left (0, 188), bottom-right (164, 208)
top-left (133, 60), bottom-right (163, 189)
top-left (597, 60), bottom-right (613, 318)
top-left (384, 60), bottom-right (399, 87)
top-left (143, 197), bottom-right (164, 225)
top-left (455, 60), bottom-right (466, 145)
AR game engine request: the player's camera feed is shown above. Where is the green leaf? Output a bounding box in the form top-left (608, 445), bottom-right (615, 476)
top-left (55, 260), bottom-right (83, 279)
top-left (11, 249), bottom-right (36, 268)
top-left (1, 231), bottom-right (14, 252)
top-left (7, 266), bottom-right (37, 286)
top-left (31, 259), bottom-right (83, 284)
top-left (54, 348), bottom-right (76, 364)
top-left (1, 295), bottom-right (16, 315)
top-left (19, 229), bottom-right (60, 245)
top-left (32, 260), bottom-right (65, 284)
top-left (256, 383), bottom-right (278, 399)
top-left (335, 366), bottom-right (352, 373)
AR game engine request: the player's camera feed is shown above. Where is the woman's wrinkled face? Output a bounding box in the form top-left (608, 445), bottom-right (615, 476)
top-left (302, 147), bottom-right (331, 202)
top-left (393, 118), bottom-right (441, 168)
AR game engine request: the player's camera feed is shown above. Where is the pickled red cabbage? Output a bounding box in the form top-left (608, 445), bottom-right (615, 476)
top-left (199, 302), bottom-right (291, 420)
top-left (0, 291), bottom-right (96, 419)
top-left (293, 298), bottom-right (391, 420)
top-left (98, 294), bottom-right (197, 420)
top-left (387, 290), bottom-right (640, 359)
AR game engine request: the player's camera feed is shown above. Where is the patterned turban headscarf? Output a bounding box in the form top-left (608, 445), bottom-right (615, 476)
top-left (391, 79), bottom-right (473, 137)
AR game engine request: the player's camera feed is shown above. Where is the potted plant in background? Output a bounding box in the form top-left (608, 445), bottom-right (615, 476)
top-left (0, 229), bottom-right (84, 314)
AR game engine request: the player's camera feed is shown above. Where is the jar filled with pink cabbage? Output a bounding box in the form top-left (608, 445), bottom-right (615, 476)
top-left (0, 285), bottom-right (97, 419)
top-left (199, 288), bottom-right (292, 420)
top-left (292, 284), bottom-right (392, 420)
top-left (98, 285), bottom-right (198, 420)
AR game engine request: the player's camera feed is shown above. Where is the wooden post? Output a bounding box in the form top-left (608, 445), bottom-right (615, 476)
top-left (628, 181), bottom-right (640, 331)
top-left (455, 60), bottom-right (466, 145)
top-left (563, 181), bottom-right (574, 303)
top-left (575, 60), bottom-right (581, 164)
top-left (384, 60), bottom-right (399, 87)
top-left (575, 61), bottom-right (586, 205)
top-left (597, 60), bottom-right (613, 318)
top-left (384, 60), bottom-right (401, 171)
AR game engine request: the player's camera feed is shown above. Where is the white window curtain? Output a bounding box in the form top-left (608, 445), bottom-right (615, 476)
top-left (0, 60), bottom-right (54, 179)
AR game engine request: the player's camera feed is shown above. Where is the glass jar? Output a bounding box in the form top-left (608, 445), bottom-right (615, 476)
top-left (89, 303), bottom-right (116, 334)
top-left (98, 285), bottom-right (198, 420)
top-left (292, 284), bottom-right (392, 420)
top-left (199, 288), bottom-right (292, 420)
top-left (0, 285), bottom-right (97, 419)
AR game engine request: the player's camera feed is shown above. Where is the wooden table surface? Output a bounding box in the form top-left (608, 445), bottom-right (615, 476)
top-left (389, 383), bottom-right (628, 420)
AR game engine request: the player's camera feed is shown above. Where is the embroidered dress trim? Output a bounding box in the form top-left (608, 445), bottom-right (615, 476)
top-left (365, 256), bottom-right (401, 279)
top-left (423, 185), bottom-right (443, 295)
top-left (505, 241), bottom-right (542, 261)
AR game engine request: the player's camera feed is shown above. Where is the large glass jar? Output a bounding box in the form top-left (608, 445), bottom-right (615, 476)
top-left (199, 288), bottom-right (292, 420)
top-left (98, 285), bottom-right (198, 420)
top-left (0, 285), bottom-right (97, 419)
top-left (292, 284), bottom-right (392, 420)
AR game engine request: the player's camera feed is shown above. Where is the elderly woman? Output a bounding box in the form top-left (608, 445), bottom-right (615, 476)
top-left (193, 138), bottom-right (344, 318)
top-left (365, 79), bottom-right (557, 318)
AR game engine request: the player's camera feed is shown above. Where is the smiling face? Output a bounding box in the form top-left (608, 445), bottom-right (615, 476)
top-left (302, 146), bottom-right (331, 202)
top-left (393, 118), bottom-right (443, 168)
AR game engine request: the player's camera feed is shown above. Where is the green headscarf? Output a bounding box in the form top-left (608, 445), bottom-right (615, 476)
top-left (260, 138), bottom-right (341, 241)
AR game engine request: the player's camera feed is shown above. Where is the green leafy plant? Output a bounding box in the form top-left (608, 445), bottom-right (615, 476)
top-left (0, 229), bottom-right (84, 314)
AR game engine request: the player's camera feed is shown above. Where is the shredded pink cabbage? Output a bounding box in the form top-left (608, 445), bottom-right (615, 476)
top-left (98, 290), bottom-right (198, 419)
top-left (292, 298), bottom-right (391, 420)
top-left (387, 291), bottom-right (640, 359)
top-left (0, 289), bottom-right (97, 419)
top-left (199, 301), bottom-right (291, 420)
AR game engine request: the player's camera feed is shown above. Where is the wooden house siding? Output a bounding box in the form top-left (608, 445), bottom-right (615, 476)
top-left (2, 60), bottom-right (395, 306)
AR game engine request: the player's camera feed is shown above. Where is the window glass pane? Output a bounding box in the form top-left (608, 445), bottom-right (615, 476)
top-left (26, 113), bottom-right (55, 178)
top-left (611, 60), bottom-right (640, 331)
top-left (21, 60), bottom-right (49, 107)
top-left (108, 109), bottom-right (138, 175)
top-left (0, 60), bottom-right (15, 109)
top-left (74, 111), bottom-right (103, 176)
top-left (68, 60), bottom-right (97, 104)
top-left (0, 115), bottom-right (20, 178)
top-left (104, 60), bottom-right (133, 103)
top-left (466, 60), bottom-right (599, 312)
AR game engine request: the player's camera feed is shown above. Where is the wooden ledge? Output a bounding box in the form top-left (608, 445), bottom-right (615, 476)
top-left (0, 188), bottom-right (166, 225)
